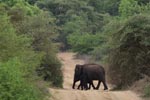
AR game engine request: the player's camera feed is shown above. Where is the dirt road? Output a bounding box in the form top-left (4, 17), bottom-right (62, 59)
top-left (49, 52), bottom-right (142, 100)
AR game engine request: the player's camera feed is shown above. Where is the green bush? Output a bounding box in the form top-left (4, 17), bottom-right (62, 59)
top-left (68, 33), bottom-right (104, 54)
top-left (13, 11), bottom-right (63, 87)
top-left (107, 15), bottom-right (150, 88)
top-left (0, 12), bottom-right (43, 76)
top-left (38, 53), bottom-right (63, 87)
top-left (2, 1), bottom-right (63, 87)
top-left (0, 12), bottom-right (46, 99)
top-left (144, 84), bottom-right (150, 97)
top-left (0, 58), bottom-right (43, 100)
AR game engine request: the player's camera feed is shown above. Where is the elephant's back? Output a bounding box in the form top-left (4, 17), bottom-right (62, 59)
top-left (83, 64), bottom-right (105, 80)
top-left (84, 64), bottom-right (105, 72)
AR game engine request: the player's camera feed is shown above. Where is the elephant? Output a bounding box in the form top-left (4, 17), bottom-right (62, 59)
top-left (72, 63), bottom-right (108, 90)
top-left (78, 73), bottom-right (96, 90)
top-left (72, 64), bottom-right (95, 90)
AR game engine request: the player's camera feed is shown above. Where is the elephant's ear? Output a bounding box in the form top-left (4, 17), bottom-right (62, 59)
top-left (75, 64), bottom-right (80, 71)
top-left (75, 64), bottom-right (79, 68)
top-left (77, 65), bottom-right (83, 74)
top-left (75, 64), bottom-right (83, 72)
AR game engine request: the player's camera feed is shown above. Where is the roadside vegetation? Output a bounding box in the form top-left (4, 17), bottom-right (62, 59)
top-left (0, 0), bottom-right (63, 100)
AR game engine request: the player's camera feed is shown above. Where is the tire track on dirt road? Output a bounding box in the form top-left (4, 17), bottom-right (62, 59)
top-left (49, 52), bottom-right (142, 100)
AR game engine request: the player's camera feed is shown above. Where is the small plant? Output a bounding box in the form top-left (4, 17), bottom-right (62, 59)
top-left (144, 84), bottom-right (150, 97)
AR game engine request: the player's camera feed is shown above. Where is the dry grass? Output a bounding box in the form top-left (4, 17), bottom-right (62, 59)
top-left (131, 76), bottom-right (150, 99)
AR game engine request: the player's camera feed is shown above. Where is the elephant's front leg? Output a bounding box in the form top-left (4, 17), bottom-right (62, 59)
top-left (95, 81), bottom-right (101, 90)
top-left (72, 81), bottom-right (76, 89)
top-left (80, 78), bottom-right (85, 90)
top-left (81, 77), bottom-right (88, 90)
top-left (77, 82), bottom-right (81, 89)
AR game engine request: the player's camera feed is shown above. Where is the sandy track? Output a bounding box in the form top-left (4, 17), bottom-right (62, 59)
top-left (49, 52), bottom-right (142, 100)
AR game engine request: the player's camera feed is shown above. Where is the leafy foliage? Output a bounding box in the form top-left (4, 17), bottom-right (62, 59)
top-left (0, 0), bottom-right (40, 16)
top-left (36, 0), bottom-right (116, 50)
top-left (0, 13), bottom-right (42, 69)
top-left (119, 0), bottom-right (150, 18)
top-left (0, 13), bottom-right (44, 100)
top-left (68, 33), bottom-right (105, 54)
top-left (1, 0), bottom-right (63, 87)
top-left (119, 0), bottom-right (139, 18)
top-left (0, 58), bottom-right (43, 100)
top-left (16, 12), bottom-right (63, 87)
top-left (88, 0), bottom-right (120, 15)
top-left (108, 15), bottom-right (150, 88)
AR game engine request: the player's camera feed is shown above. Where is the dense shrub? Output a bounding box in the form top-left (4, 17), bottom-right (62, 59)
top-left (1, 0), bottom-right (63, 88)
top-left (68, 33), bottom-right (105, 54)
top-left (38, 52), bottom-right (63, 87)
top-left (108, 15), bottom-right (150, 88)
top-left (0, 58), bottom-right (43, 100)
top-left (0, 13), bottom-right (45, 100)
top-left (0, 12), bottom-right (43, 76)
top-left (13, 12), bottom-right (63, 87)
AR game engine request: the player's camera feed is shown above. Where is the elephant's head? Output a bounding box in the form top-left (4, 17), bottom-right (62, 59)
top-left (72, 64), bottom-right (83, 89)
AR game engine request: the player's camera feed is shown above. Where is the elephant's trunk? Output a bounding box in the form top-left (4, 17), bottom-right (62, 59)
top-left (72, 76), bottom-right (78, 89)
top-left (72, 81), bottom-right (76, 89)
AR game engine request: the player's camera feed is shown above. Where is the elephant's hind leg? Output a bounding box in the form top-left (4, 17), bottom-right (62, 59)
top-left (77, 83), bottom-right (81, 89)
top-left (95, 81), bottom-right (101, 90)
top-left (102, 81), bottom-right (108, 90)
top-left (88, 82), bottom-right (95, 89)
top-left (91, 82), bottom-right (96, 89)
